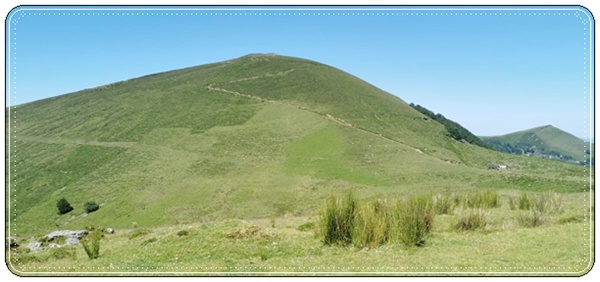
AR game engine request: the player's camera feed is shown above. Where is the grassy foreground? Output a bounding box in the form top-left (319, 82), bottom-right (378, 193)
top-left (6, 190), bottom-right (593, 276)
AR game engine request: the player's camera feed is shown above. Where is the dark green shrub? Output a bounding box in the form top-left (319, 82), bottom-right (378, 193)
top-left (84, 201), bottom-right (100, 213)
top-left (56, 198), bottom-right (73, 215)
top-left (393, 195), bottom-right (434, 247)
top-left (176, 230), bottom-right (189, 236)
top-left (80, 229), bottom-right (102, 259)
top-left (317, 191), bottom-right (358, 246)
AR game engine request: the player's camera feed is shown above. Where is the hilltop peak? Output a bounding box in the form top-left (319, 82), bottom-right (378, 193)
top-left (240, 52), bottom-right (280, 58)
top-left (482, 125), bottom-right (590, 165)
top-left (537, 125), bottom-right (556, 130)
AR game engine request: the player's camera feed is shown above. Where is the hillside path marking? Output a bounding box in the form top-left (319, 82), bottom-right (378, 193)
top-left (206, 69), bottom-right (432, 157)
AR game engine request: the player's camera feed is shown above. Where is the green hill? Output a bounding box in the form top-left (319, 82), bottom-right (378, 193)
top-left (481, 125), bottom-right (593, 166)
top-left (5, 54), bottom-right (590, 236)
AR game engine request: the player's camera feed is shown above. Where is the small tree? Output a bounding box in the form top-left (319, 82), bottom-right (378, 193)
top-left (84, 201), bottom-right (100, 213)
top-left (57, 198), bottom-right (74, 215)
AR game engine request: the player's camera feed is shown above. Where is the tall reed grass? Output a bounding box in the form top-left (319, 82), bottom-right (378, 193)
top-left (454, 209), bottom-right (488, 231)
top-left (510, 191), bottom-right (563, 214)
top-left (462, 190), bottom-right (501, 209)
top-left (318, 192), bottom-right (436, 248)
top-left (80, 229), bottom-right (103, 259)
top-left (318, 191), bottom-right (358, 246)
top-left (432, 193), bottom-right (457, 215)
top-left (352, 199), bottom-right (391, 248)
top-left (510, 191), bottom-right (563, 227)
top-left (517, 210), bottom-right (544, 228)
top-left (392, 195), bottom-right (434, 247)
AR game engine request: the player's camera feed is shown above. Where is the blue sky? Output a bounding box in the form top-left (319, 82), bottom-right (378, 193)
top-left (5, 6), bottom-right (594, 138)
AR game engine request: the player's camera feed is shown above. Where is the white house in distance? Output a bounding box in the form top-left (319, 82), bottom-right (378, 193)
top-left (488, 164), bottom-right (507, 170)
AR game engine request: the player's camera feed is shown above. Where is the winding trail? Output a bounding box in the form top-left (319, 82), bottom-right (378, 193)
top-left (205, 69), bottom-right (427, 155)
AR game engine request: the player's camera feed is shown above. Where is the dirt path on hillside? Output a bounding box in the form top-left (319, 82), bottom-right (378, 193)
top-left (206, 71), bottom-right (427, 154)
top-left (14, 70), bottom-right (428, 157)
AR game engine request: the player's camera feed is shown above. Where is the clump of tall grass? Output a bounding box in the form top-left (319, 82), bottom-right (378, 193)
top-left (392, 195), bottom-right (434, 247)
top-left (511, 191), bottom-right (563, 228)
top-left (510, 191), bottom-right (563, 214)
top-left (462, 190), bottom-right (501, 209)
top-left (317, 192), bottom-right (437, 248)
top-left (546, 192), bottom-right (564, 214)
top-left (352, 199), bottom-right (391, 248)
top-left (517, 210), bottom-right (544, 228)
top-left (517, 192), bottom-right (533, 210)
top-left (454, 209), bottom-right (488, 231)
top-left (317, 191), bottom-right (358, 246)
top-left (80, 229), bottom-right (103, 259)
top-left (508, 197), bottom-right (518, 210)
top-left (432, 193), bottom-right (456, 215)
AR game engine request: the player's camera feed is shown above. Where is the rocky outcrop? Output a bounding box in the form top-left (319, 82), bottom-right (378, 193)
top-left (26, 229), bottom-right (89, 251)
top-left (44, 230), bottom-right (88, 243)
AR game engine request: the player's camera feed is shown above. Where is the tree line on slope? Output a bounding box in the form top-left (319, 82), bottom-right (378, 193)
top-left (409, 103), bottom-right (491, 149)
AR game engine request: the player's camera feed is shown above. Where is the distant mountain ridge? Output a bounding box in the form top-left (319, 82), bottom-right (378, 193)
top-left (481, 125), bottom-right (593, 166)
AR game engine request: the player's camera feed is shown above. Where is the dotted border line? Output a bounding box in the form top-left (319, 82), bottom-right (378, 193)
top-left (5, 11), bottom-right (597, 19)
top-left (14, 265), bottom-right (586, 270)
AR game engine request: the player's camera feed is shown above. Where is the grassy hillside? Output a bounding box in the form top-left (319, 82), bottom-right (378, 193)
top-left (482, 125), bottom-right (593, 166)
top-left (6, 54), bottom-right (591, 239)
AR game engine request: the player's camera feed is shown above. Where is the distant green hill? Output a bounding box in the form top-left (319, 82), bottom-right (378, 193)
top-left (5, 54), bottom-right (590, 235)
top-left (481, 125), bottom-right (593, 166)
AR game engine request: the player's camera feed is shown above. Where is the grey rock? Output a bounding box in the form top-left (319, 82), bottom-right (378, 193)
top-left (28, 241), bottom-right (43, 251)
top-left (45, 230), bottom-right (88, 241)
top-left (65, 237), bottom-right (80, 246)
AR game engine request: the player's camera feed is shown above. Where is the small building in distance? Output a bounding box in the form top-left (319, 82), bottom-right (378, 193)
top-left (487, 164), bottom-right (507, 170)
